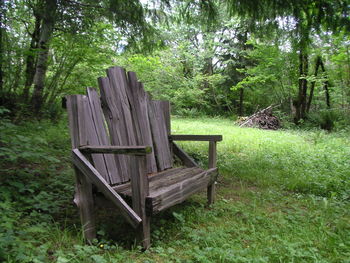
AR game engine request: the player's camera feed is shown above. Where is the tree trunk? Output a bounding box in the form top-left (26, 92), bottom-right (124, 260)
top-left (306, 56), bottom-right (321, 113)
top-left (0, 0), bottom-right (5, 92)
top-left (238, 87), bottom-right (244, 116)
top-left (202, 32), bottom-right (214, 95)
top-left (295, 48), bottom-right (309, 123)
top-left (22, 14), bottom-right (42, 102)
top-left (203, 57), bottom-right (213, 89)
top-left (45, 57), bottom-right (80, 105)
top-left (31, 0), bottom-right (57, 115)
top-left (319, 57), bottom-right (331, 108)
top-left (300, 52), bottom-right (308, 118)
top-left (237, 31), bottom-right (248, 117)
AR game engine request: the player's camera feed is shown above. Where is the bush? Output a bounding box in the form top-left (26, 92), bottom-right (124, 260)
top-left (306, 109), bottom-right (350, 131)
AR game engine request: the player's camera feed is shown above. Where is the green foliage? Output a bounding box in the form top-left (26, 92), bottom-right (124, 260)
top-left (0, 112), bottom-right (73, 262)
top-left (116, 52), bottom-right (209, 114)
top-left (231, 42), bottom-right (298, 110)
top-left (0, 0), bottom-right (158, 118)
top-left (0, 116), bottom-right (349, 262)
top-left (2, 0), bottom-right (349, 121)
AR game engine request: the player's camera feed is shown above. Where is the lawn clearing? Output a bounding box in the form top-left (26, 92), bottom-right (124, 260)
top-left (1, 117), bottom-right (349, 262)
top-left (172, 117), bottom-right (350, 198)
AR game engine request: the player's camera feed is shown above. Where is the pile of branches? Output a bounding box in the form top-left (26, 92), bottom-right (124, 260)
top-left (238, 106), bottom-right (280, 130)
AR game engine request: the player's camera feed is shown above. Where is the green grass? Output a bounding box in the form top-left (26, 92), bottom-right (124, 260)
top-left (1, 116), bottom-right (349, 262)
top-left (173, 117), bottom-right (350, 198)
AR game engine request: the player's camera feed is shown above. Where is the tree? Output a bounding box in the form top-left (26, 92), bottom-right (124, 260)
top-left (225, 0), bottom-right (350, 123)
top-left (3, 0), bottom-right (154, 116)
top-left (0, 0), bottom-right (5, 92)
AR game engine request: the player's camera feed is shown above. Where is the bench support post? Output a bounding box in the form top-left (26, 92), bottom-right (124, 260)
top-left (207, 141), bottom-right (217, 205)
top-left (74, 167), bottom-right (96, 243)
top-left (131, 156), bottom-right (151, 249)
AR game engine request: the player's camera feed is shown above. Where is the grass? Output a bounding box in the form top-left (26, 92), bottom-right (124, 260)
top-left (0, 116), bottom-right (349, 262)
top-left (172, 117), bottom-right (350, 198)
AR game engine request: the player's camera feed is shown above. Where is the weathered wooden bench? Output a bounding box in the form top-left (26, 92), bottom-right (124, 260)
top-left (65, 66), bottom-right (222, 249)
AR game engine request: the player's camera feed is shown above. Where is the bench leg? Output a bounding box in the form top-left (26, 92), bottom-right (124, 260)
top-left (207, 183), bottom-right (215, 205)
top-left (207, 141), bottom-right (217, 206)
top-left (131, 156), bottom-right (151, 250)
top-left (138, 214), bottom-right (151, 250)
top-left (74, 167), bottom-right (96, 243)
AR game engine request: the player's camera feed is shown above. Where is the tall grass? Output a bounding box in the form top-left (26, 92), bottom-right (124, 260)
top-left (172, 117), bottom-right (350, 198)
top-left (1, 116), bottom-right (349, 262)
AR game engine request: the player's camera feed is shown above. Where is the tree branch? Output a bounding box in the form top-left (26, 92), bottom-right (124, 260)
top-left (65, 0), bottom-right (103, 9)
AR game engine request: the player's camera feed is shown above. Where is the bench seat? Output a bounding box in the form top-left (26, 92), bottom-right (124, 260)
top-left (113, 167), bottom-right (218, 214)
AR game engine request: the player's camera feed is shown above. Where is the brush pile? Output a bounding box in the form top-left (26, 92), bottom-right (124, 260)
top-left (238, 106), bottom-right (280, 130)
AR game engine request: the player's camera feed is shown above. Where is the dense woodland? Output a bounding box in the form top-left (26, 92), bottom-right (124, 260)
top-left (1, 0), bottom-right (349, 127)
top-left (1, 1), bottom-right (350, 262)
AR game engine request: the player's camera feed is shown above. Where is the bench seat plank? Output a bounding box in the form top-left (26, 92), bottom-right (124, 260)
top-left (113, 166), bottom-right (218, 215)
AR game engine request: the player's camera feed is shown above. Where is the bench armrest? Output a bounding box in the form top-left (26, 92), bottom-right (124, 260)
top-left (79, 145), bottom-right (152, 155)
top-left (169, 135), bottom-right (222, 142)
top-left (72, 149), bottom-right (142, 228)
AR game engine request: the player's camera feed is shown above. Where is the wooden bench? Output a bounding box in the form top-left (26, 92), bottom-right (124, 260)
top-left (66, 66), bottom-right (222, 249)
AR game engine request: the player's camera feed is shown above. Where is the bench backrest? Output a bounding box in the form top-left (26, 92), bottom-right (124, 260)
top-left (67, 66), bottom-right (172, 185)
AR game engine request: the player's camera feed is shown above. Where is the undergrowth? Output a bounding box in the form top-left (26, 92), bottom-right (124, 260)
top-left (0, 115), bottom-right (349, 262)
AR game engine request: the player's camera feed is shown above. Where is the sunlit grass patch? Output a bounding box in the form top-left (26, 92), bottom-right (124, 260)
top-left (172, 117), bottom-right (350, 198)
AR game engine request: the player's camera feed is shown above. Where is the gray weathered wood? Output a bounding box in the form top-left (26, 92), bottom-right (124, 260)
top-left (66, 95), bottom-right (98, 243)
top-left (79, 95), bottom-right (111, 182)
top-left (79, 145), bottom-right (152, 155)
top-left (160, 100), bottom-right (172, 161)
top-left (113, 167), bottom-right (184, 194)
top-left (172, 142), bottom-right (198, 168)
top-left (107, 66), bottom-right (136, 145)
top-left (73, 167), bottom-right (96, 243)
top-left (86, 87), bottom-right (120, 185)
top-left (207, 141), bottom-right (217, 205)
top-left (148, 100), bottom-right (173, 171)
top-left (72, 148), bottom-right (142, 228)
top-left (127, 72), bottom-right (157, 174)
top-left (98, 76), bottom-right (129, 183)
top-left (112, 166), bottom-right (217, 215)
top-left (66, 95), bottom-right (80, 148)
top-left (208, 141), bottom-right (217, 168)
top-left (147, 168), bottom-right (218, 214)
top-left (170, 134), bottom-right (223, 142)
top-left (147, 167), bottom-right (184, 184)
top-left (115, 167), bottom-right (202, 196)
top-left (160, 101), bottom-right (171, 135)
top-left (66, 65), bottom-right (223, 249)
top-left (130, 156), bottom-right (150, 249)
top-left (148, 167), bottom-right (203, 192)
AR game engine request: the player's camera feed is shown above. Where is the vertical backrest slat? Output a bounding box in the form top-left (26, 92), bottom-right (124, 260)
top-left (107, 66), bottom-right (137, 145)
top-left (86, 88), bottom-right (121, 185)
top-left (159, 101), bottom-right (171, 136)
top-left (159, 100), bottom-right (172, 160)
top-left (127, 72), bottom-right (158, 174)
top-left (148, 100), bottom-right (173, 171)
top-left (67, 95), bottom-right (80, 148)
top-left (98, 76), bottom-right (130, 182)
top-left (66, 94), bottom-right (112, 183)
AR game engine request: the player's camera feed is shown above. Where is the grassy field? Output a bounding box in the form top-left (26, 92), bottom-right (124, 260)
top-left (1, 116), bottom-right (349, 262)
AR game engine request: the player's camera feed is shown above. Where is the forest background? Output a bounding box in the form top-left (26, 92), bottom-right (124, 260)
top-left (0, 1), bottom-right (350, 262)
top-left (1, 0), bottom-right (349, 128)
